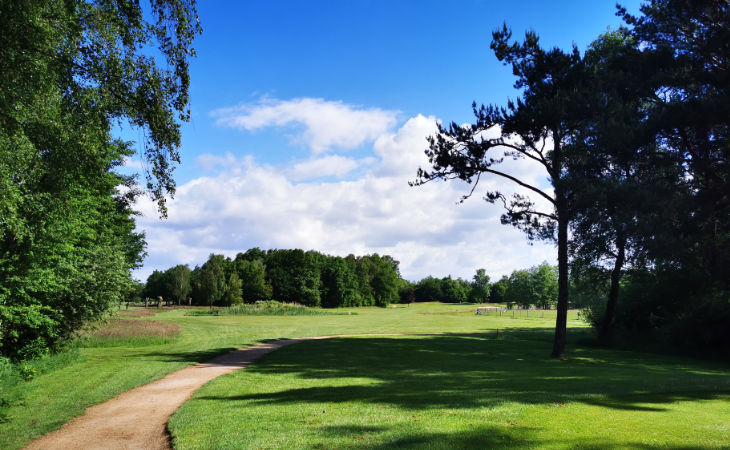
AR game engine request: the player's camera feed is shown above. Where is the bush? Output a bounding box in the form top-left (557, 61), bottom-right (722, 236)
top-left (0, 304), bottom-right (58, 361)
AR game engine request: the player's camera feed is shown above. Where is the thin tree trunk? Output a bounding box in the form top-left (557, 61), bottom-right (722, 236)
top-left (551, 212), bottom-right (569, 358)
top-left (599, 229), bottom-right (626, 343)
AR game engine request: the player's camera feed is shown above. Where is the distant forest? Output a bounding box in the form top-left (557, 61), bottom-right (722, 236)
top-left (140, 248), bottom-right (562, 309)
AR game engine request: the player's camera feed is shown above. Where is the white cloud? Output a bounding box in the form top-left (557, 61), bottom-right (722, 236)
top-left (285, 155), bottom-right (366, 181)
top-left (212, 98), bottom-right (398, 153)
top-left (122, 156), bottom-right (145, 170)
top-left (134, 108), bottom-right (556, 283)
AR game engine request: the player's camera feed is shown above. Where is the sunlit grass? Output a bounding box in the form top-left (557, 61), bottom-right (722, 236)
top-left (4, 302), bottom-right (724, 449)
top-left (0, 302), bottom-right (575, 449)
top-left (186, 301), bottom-right (352, 316)
top-left (170, 334), bottom-right (730, 449)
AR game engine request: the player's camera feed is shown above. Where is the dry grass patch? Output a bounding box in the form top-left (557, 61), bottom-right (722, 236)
top-left (116, 309), bottom-right (156, 317)
top-left (79, 320), bottom-right (181, 347)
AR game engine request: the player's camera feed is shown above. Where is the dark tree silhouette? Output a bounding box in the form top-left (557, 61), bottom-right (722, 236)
top-left (412, 26), bottom-right (589, 357)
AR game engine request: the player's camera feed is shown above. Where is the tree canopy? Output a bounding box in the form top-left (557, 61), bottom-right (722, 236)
top-left (0, 0), bottom-right (200, 360)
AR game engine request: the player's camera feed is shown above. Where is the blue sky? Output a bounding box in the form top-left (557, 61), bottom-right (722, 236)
top-left (128, 0), bottom-right (643, 282)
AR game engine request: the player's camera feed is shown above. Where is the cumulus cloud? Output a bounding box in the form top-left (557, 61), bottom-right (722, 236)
top-left (285, 155), bottom-right (371, 181)
top-left (212, 97), bottom-right (398, 153)
top-left (134, 108), bottom-right (556, 283)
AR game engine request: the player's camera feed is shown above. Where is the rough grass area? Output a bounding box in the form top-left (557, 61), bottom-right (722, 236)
top-left (186, 301), bottom-right (353, 316)
top-left (78, 319), bottom-right (182, 347)
top-left (169, 334), bottom-right (730, 449)
top-left (115, 309), bottom-right (156, 317)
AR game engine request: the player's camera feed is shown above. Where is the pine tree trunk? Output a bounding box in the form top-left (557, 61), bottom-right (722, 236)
top-left (599, 229), bottom-right (626, 343)
top-left (551, 213), bottom-right (569, 358)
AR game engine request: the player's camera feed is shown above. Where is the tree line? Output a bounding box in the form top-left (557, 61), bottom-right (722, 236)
top-left (397, 264), bottom-right (559, 308)
top-left (413, 0), bottom-right (730, 356)
top-left (144, 253), bottom-right (562, 311)
top-left (141, 249), bottom-right (401, 308)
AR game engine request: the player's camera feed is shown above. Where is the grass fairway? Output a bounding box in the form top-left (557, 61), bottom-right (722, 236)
top-left (1, 303), bottom-right (727, 449)
top-left (170, 333), bottom-right (730, 449)
top-left (0, 303), bottom-right (579, 449)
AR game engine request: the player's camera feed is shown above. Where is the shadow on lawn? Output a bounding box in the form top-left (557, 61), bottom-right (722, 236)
top-left (317, 424), bottom-right (709, 450)
top-left (199, 331), bottom-right (729, 413)
top-left (323, 424), bottom-right (536, 449)
top-left (139, 347), bottom-right (239, 363)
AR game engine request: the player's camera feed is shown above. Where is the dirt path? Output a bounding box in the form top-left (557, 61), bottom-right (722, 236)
top-left (25, 334), bottom-right (402, 450)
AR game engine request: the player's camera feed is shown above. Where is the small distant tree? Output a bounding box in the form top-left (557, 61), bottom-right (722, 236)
top-left (198, 254), bottom-right (226, 306)
top-left (370, 254), bottom-right (399, 307)
top-left (144, 270), bottom-right (170, 300)
top-left (397, 279), bottom-right (416, 305)
top-left (234, 257), bottom-right (271, 302)
top-left (490, 276), bottom-right (509, 303)
top-left (166, 265), bottom-right (191, 305)
top-left (441, 276), bottom-right (468, 303)
top-left (320, 257), bottom-right (360, 308)
top-left (414, 276), bottom-right (443, 302)
top-left (530, 263), bottom-right (558, 309)
top-left (469, 269), bottom-right (491, 303)
top-left (223, 272), bottom-right (243, 306)
top-left (505, 270), bottom-right (533, 308)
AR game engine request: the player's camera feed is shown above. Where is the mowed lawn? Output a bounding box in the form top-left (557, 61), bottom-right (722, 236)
top-left (0, 303), bottom-right (579, 449)
top-left (2, 304), bottom-right (728, 449)
top-left (169, 333), bottom-right (730, 449)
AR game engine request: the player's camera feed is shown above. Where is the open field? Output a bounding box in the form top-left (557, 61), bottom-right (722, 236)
top-left (170, 334), bottom-right (729, 449)
top-left (1, 303), bottom-right (728, 449)
top-left (0, 303), bottom-right (575, 449)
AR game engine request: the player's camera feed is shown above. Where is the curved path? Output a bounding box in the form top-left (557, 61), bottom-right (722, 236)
top-left (25, 334), bottom-right (402, 450)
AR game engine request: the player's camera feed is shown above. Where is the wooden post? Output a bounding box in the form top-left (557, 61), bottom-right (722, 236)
top-left (145, 297), bottom-right (148, 308)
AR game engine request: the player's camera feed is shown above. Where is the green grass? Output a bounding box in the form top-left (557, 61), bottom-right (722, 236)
top-left (1, 302), bottom-right (727, 449)
top-left (186, 301), bottom-right (352, 316)
top-left (169, 333), bottom-right (730, 449)
top-left (0, 302), bottom-right (571, 449)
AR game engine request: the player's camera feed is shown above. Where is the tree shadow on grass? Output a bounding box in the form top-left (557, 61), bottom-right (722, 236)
top-left (199, 331), bottom-right (730, 413)
top-left (315, 422), bottom-right (709, 450)
top-left (139, 347), bottom-right (240, 363)
top-left (323, 424), bottom-right (536, 449)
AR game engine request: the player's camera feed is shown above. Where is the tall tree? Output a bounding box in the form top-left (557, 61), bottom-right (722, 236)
top-left (564, 30), bottom-right (677, 342)
top-left (0, 0), bottom-right (200, 359)
top-left (619, 0), bottom-right (730, 287)
top-left (413, 26), bottom-right (588, 357)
